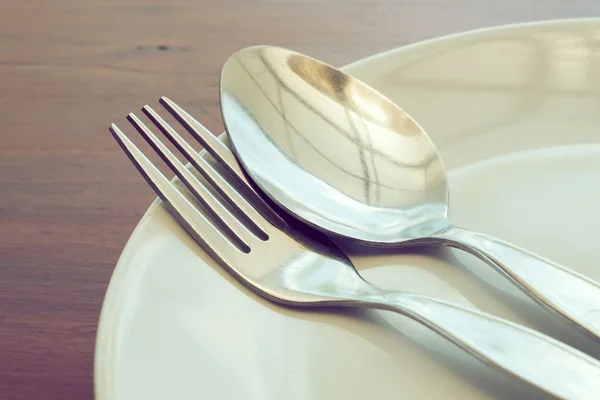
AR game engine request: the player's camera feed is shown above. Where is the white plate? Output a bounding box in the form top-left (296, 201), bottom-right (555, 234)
top-left (95, 19), bottom-right (600, 400)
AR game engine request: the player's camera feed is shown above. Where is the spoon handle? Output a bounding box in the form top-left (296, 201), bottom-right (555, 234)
top-left (371, 291), bottom-right (600, 399)
top-left (433, 225), bottom-right (600, 339)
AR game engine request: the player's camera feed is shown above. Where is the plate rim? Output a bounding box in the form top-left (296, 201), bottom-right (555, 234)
top-left (93, 17), bottom-right (600, 400)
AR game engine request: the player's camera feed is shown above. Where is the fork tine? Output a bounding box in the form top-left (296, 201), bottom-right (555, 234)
top-left (126, 113), bottom-right (256, 251)
top-left (159, 96), bottom-right (242, 177)
top-left (141, 105), bottom-right (272, 239)
top-left (109, 123), bottom-right (245, 260)
top-left (158, 96), bottom-right (286, 229)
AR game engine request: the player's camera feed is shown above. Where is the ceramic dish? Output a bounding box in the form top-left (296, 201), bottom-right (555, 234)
top-left (95, 19), bottom-right (600, 399)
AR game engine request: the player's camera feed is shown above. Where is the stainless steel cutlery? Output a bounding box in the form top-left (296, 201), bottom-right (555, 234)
top-left (110, 97), bottom-right (600, 399)
top-left (220, 45), bottom-right (600, 341)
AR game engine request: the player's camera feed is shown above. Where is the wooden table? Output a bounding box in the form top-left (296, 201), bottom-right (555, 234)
top-left (1, 1), bottom-right (599, 398)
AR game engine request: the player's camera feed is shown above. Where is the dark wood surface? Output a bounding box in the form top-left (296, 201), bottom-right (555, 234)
top-left (1, 1), bottom-right (599, 399)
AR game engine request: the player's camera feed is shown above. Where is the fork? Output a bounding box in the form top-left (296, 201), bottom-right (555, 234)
top-left (110, 97), bottom-right (600, 399)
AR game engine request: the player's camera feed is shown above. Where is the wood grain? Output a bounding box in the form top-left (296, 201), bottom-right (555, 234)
top-left (1, 1), bottom-right (599, 399)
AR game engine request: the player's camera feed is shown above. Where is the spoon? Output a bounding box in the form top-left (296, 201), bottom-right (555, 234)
top-left (220, 45), bottom-right (600, 340)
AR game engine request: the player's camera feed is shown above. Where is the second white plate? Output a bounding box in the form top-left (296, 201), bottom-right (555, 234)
top-left (96, 19), bottom-right (600, 400)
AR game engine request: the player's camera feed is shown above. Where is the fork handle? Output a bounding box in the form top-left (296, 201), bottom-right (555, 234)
top-left (430, 225), bottom-right (600, 339)
top-left (371, 291), bottom-right (600, 399)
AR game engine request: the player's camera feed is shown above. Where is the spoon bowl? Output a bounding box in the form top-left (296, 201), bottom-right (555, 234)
top-left (220, 45), bottom-right (450, 244)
